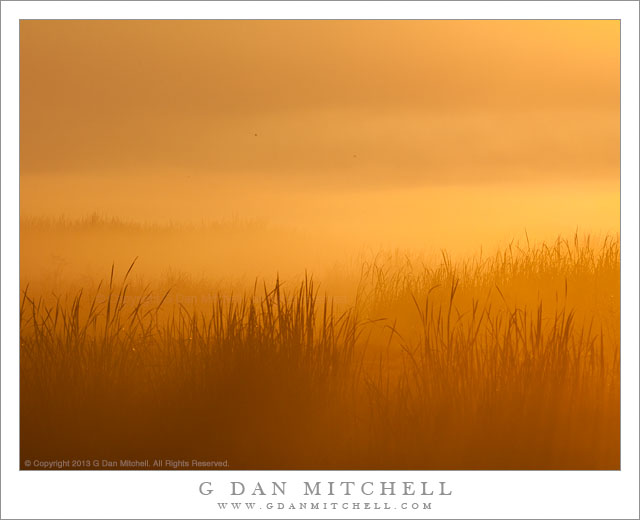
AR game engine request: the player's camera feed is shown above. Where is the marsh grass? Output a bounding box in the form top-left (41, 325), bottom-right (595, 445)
top-left (20, 234), bottom-right (619, 469)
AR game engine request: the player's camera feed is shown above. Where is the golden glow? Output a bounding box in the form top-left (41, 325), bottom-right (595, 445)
top-left (20, 21), bottom-right (620, 470)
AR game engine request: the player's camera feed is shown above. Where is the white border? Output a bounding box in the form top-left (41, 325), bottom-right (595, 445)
top-left (2, 2), bottom-right (638, 519)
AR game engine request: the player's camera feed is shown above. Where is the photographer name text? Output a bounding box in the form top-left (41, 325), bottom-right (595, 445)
top-left (199, 480), bottom-right (452, 497)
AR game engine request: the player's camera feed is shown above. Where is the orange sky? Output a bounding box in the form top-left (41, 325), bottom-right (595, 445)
top-left (19, 20), bottom-right (621, 285)
top-left (20, 20), bottom-right (619, 186)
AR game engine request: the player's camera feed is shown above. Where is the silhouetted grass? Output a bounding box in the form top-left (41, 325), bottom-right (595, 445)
top-left (20, 234), bottom-right (619, 469)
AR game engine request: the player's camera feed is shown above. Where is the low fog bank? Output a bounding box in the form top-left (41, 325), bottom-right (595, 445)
top-left (20, 173), bottom-right (619, 296)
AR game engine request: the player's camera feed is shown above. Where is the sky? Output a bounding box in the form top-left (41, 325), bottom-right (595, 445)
top-left (20, 20), bottom-right (619, 183)
top-left (19, 20), bottom-right (620, 270)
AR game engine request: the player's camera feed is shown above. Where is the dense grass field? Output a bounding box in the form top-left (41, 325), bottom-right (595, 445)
top-left (20, 220), bottom-right (620, 469)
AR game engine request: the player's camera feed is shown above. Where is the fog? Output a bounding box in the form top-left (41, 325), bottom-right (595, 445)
top-left (21, 172), bottom-right (618, 294)
top-left (19, 20), bottom-right (620, 291)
